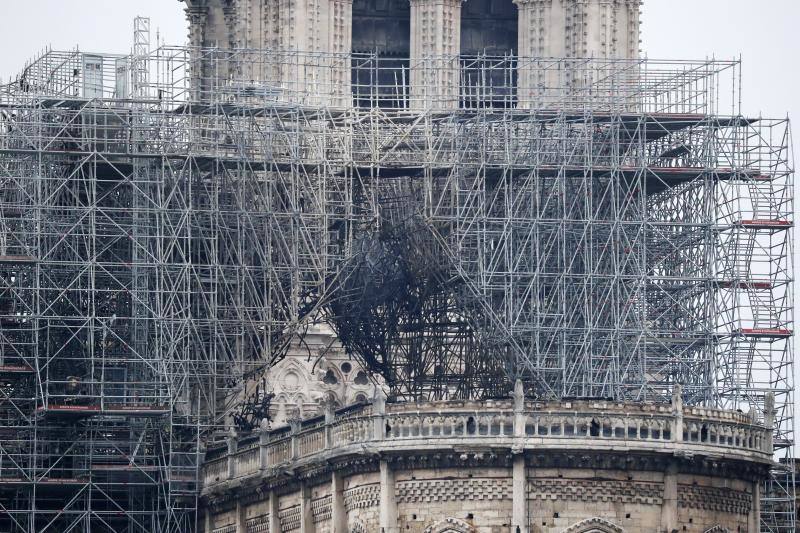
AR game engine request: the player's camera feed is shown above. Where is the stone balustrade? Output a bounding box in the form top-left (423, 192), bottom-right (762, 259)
top-left (201, 397), bottom-right (773, 493)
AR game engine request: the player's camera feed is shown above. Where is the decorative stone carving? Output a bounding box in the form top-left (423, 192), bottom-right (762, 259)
top-left (264, 323), bottom-right (377, 426)
top-left (245, 513), bottom-right (270, 533)
top-left (409, 0), bottom-right (463, 109)
top-left (278, 505), bottom-right (301, 531)
top-left (528, 479), bottom-right (663, 505)
top-left (562, 517), bottom-right (625, 533)
top-left (311, 494), bottom-right (332, 522)
top-left (678, 485), bottom-right (752, 515)
top-left (348, 520), bottom-right (368, 533)
top-left (343, 483), bottom-right (381, 510)
top-left (397, 478), bottom-right (513, 503)
top-left (424, 517), bottom-right (476, 533)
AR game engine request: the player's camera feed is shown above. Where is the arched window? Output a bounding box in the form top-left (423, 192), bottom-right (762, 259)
top-left (562, 517), bottom-right (625, 533)
top-left (424, 518), bottom-right (475, 533)
top-left (460, 0), bottom-right (518, 108)
top-left (352, 0), bottom-right (410, 108)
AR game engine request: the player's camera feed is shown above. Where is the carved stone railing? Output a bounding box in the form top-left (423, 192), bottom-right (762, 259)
top-left (201, 396), bottom-right (774, 493)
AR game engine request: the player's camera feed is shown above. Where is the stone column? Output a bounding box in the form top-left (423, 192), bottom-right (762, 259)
top-left (513, 379), bottom-right (526, 438)
top-left (512, 454), bottom-right (528, 533)
top-left (660, 462), bottom-right (678, 533)
top-left (373, 388), bottom-right (387, 441)
top-left (260, 0), bottom-right (282, 84)
top-left (764, 392), bottom-right (775, 452)
top-left (616, 0), bottom-right (642, 60)
top-left (328, 0), bottom-right (353, 107)
top-left (566, 0), bottom-right (640, 60)
top-left (269, 491), bottom-right (281, 533)
top-left (514, 0), bottom-right (567, 109)
top-left (258, 419), bottom-right (270, 470)
top-left (185, 3), bottom-right (210, 100)
top-left (300, 483), bottom-right (315, 533)
top-left (379, 460), bottom-right (398, 533)
top-left (236, 500), bottom-right (246, 533)
top-left (409, 0), bottom-right (463, 110)
top-left (227, 428), bottom-right (238, 480)
top-left (278, 0), bottom-right (333, 104)
top-left (749, 480), bottom-right (761, 532)
top-left (331, 471), bottom-right (347, 533)
top-left (671, 384), bottom-right (683, 443)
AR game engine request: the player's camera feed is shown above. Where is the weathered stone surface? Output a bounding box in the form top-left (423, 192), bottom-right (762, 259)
top-left (200, 397), bottom-right (772, 532)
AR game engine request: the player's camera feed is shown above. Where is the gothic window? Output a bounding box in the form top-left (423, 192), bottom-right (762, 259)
top-left (323, 369), bottom-right (339, 385)
top-left (460, 0), bottom-right (518, 108)
top-left (352, 0), bottom-right (410, 108)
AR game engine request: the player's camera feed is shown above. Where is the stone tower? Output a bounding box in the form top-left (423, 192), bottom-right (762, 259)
top-left (179, 0), bottom-right (642, 107)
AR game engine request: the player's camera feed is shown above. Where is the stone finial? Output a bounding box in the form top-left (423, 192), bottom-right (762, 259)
top-left (226, 426), bottom-right (238, 453)
top-left (764, 393), bottom-right (776, 428)
top-left (275, 398), bottom-right (287, 423)
top-left (324, 394), bottom-right (337, 423)
top-left (259, 417), bottom-right (270, 431)
top-left (373, 386), bottom-right (387, 415)
top-left (671, 384), bottom-right (683, 412)
top-left (513, 379), bottom-right (525, 412)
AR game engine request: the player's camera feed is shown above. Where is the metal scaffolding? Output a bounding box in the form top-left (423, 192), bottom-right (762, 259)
top-left (0, 39), bottom-right (793, 532)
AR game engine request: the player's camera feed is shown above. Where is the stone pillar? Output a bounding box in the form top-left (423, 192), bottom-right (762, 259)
top-left (269, 490), bottom-right (281, 533)
top-left (258, 419), bottom-right (270, 470)
top-left (514, 0), bottom-right (567, 108)
top-left (236, 500), bottom-right (246, 533)
top-left (278, 0), bottom-right (333, 104)
top-left (749, 480), bottom-right (761, 532)
top-left (379, 460), bottom-right (398, 533)
top-left (764, 392), bottom-right (775, 452)
top-left (513, 379), bottom-right (526, 438)
top-left (227, 427), bottom-right (238, 480)
top-left (331, 471), bottom-right (347, 533)
top-left (568, 0), bottom-right (642, 108)
top-left (373, 388), bottom-right (387, 441)
top-left (566, 0), bottom-right (640, 60)
top-left (672, 384), bottom-right (683, 442)
top-left (512, 454), bottom-right (528, 533)
top-left (300, 483), bottom-right (315, 533)
top-left (617, 0), bottom-right (642, 60)
top-left (660, 462), bottom-right (678, 533)
top-left (328, 0), bottom-right (353, 107)
top-left (260, 0), bottom-right (282, 84)
top-left (409, 0), bottom-right (463, 110)
top-left (223, 0), bottom-right (250, 88)
top-left (324, 396), bottom-right (336, 449)
top-left (185, 4), bottom-right (210, 100)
